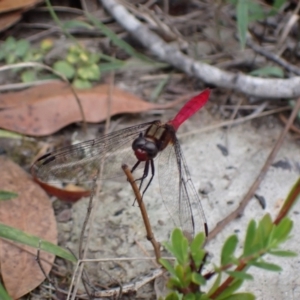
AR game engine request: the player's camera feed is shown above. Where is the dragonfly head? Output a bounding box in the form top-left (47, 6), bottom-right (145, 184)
top-left (132, 133), bottom-right (158, 161)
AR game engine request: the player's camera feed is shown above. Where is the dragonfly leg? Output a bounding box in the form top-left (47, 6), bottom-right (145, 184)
top-left (130, 160), bottom-right (149, 205)
top-left (131, 160), bottom-right (141, 174)
top-left (141, 159), bottom-right (155, 197)
top-left (137, 160), bottom-right (150, 193)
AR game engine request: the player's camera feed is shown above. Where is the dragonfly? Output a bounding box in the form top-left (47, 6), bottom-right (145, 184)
top-left (31, 89), bottom-right (210, 237)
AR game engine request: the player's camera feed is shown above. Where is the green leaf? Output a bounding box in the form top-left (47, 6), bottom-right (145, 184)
top-left (0, 223), bottom-right (76, 262)
top-left (184, 294), bottom-right (196, 300)
top-left (221, 293), bottom-right (255, 300)
top-left (165, 292), bottom-right (182, 300)
top-left (15, 39), bottom-right (30, 58)
top-left (62, 20), bottom-right (92, 30)
top-left (199, 295), bottom-right (210, 300)
top-left (273, 0), bottom-right (286, 10)
top-left (5, 53), bottom-right (16, 64)
top-left (23, 51), bottom-right (35, 62)
top-left (3, 36), bottom-right (16, 52)
top-left (175, 264), bottom-right (191, 287)
top-left (271, 218), bottom-right (293, 245)
top-left (53, 60), bottom-right (75, 79)
top-left (207, 273), bottom-right (221, 296)
top-left (215, 279), bottom-right (243, 300)
top-left (168, 277), bottom-right (183, 289)
top-left (248, 1), bottom-right (265, 22)
top-left (0, 129), bottom-right (24, 139)
top-left (191, 249), bottom-right (206, 270)
top-left (171, 228), bottom-right (189, 265)
top-left (190, 232), bottom-right (206, 268)
top-left (269, 0), bottom-right (286, 15)
top-left (190, 232), bottom-right (206, 252)
top-left (99, 62), bottom-right (125, 72)
top-left (257, 214), bottom-right (273, 248)
top-left (77, 64), bottom-right (100, 81)
top-left (221, 235), bottom-right (238, 266)
top-left (40, 39), bottom-right (54, 52)
top-left (250, 260), bottom-right (282, 272)
top-left (0, 190), bottom-right (18, 201)
top-left (78, 51), bottom-right (89, 63)
top-left (174, 264), bottom-right (184, 282)
top-left (268, 250), bottom-right (297, 257)
top-left (243, 220), bottom-right (256, 256)
top-left (88, 53), bottom-right (101, 64)
top-left (21, 70), bottom-right (37, 83)
top-left (184, 268), bottom-right (192, 287)
top-left (191, 272), bottom-right (206, 286)
top-left (236, 0), bottom-right (249, 49)
top-left (32, 52), bottom-right (43, 62)
top-left (0, 283), bottom-right (12, 300)
top-left (226, 270), bottom-right (253, 280)
top-left (250, 66), bottom-right (284, 78)
top-left (159, 258), bottom-right (176, 276)
top-left (73, 79), bottom-right (92, 89)
top-left (66, 52), bottom-right (80, 65)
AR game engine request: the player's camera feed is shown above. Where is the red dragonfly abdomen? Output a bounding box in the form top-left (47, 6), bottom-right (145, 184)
top-left (170, 89), bottom-right (210, 131)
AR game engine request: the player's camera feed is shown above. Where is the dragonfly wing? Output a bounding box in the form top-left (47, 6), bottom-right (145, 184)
top-left (32, 122), bottom-right (155, 190)
top-left (175, 138), bottom-right (207, 237)
top-left (158, 136), bottom-right (207, 238)
top-left (157, 142), bottom-right (182, 230)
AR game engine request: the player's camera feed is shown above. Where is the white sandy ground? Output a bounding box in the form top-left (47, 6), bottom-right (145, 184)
top-left (57, 110), bottom-right (300, 299)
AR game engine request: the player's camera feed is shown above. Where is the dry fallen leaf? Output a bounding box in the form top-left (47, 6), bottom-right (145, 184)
top-left (0, 157), bottom-right (57, 299)
top-left (31, 176), bottom-right (91, 202)
top-left (0, 11), bottom-right (21, 32)
top-left (0, 0), bottom-right (43, 14)
top-left (0, 0), bottom-right (43, 32)
top-left (0, 81), bottom-right (174, 136)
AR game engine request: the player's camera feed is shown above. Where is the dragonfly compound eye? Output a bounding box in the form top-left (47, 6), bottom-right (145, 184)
top-left (144, 141), bottom-right (158, 158)
top-left (132, 136), bottom-right (146, 151)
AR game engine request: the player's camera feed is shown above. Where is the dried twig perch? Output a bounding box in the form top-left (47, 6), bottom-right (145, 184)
top-left (122, 164), bottom-right (161, 262)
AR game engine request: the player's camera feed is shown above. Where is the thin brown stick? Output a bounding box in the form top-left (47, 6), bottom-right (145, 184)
top-left (274, 181), bottom-right (300, 225)
top-left (207, 97), bottom-right (300, 242)
top-left (122, 164), bottom-right (161, 262)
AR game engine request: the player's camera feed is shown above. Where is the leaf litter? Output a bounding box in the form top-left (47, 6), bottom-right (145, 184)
top-left (0, 81), bottom-right (181, 136)
top-left (0, 156), bottom-right (57, 299)
top-left (1, 0), bottom-right (300, 298)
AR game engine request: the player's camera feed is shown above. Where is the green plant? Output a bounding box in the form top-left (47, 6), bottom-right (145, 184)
top-left (0, 37), bottom-right (53, 83)
top-left (227, 0), bottom-right (286, 49)
top-left (53, 44), bottom-right (101, 89)
top-left (249, 66), bottom-right (284, 78)
top-left (160, 214), bottom-right (296, 300)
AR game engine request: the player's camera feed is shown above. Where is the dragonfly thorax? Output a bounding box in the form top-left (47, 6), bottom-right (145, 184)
top-left (132, 134), bottom-right (158, 161)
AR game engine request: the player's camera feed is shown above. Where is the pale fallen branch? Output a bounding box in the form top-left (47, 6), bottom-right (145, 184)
top-left (101, 0), bottom-right (300, 99)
